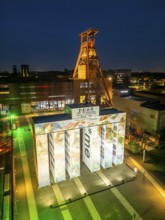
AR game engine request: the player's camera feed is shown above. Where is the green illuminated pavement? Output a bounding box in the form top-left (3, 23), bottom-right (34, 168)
top-left (13, 115), bottom-right (165, 220)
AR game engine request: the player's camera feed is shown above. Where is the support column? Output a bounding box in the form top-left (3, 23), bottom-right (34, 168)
top-left (35, 134), bottom-right (50, 187)
top-left (100, 124), bottom-right (113, 168)
top-left (48, 131), bottom-right (66, 183)
top-left (112, 122), bottom-right (125, 165)
top-left (65, 129), bottom-right (80, 178)
top-left (83, 126), bottom-right (101, 172)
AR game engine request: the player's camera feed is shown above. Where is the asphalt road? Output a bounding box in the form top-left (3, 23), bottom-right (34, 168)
top-left (13, 114), bottom-right (165, 220)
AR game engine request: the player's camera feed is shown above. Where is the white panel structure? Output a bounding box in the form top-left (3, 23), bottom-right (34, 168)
top-left (48, 133), bottom-right (54, 180)
top-left (100, 124), bottom-right (113, 168)
top-left (49, 131), bottom-right (66, 183)
top-left (36, 134), bottom-right (50, 187)
top-left (65, 129), bottom-right (80, 178)
top-left (83, 126), bottom-right (100, 172)
top-left (112, 123), bottom-right (125, 165)
top-left (33, 104), bottom-right (126, 187)
top-left (112, 123), bottom-right (118, 165)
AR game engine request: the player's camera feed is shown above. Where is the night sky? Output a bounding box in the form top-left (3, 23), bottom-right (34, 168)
top-left (0, 0), bottom-right (165, 72)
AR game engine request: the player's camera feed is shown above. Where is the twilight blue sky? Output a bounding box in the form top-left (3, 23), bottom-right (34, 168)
top-left (0, 0), bottom-right (165, 72)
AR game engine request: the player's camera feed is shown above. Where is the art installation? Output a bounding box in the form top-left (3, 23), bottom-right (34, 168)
top-left (32, 104), bottom-right (126, 188)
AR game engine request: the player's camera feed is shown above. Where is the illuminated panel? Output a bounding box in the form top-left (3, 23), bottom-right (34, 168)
top-left (83, 126), bottom-right (100, 172)
top-left (112, 123), bottom-right (125, 165)
top-left (34, 112), bottom-right (127, 136)
top-left (36, 134), bottom-right (50, 187)
top-left (100, 124), bottom-right (113, 168)
top-left (48, 133), bottom-right (55, 181)
top-left (49, 131), bottom-right (66, 183)
top-left (78, 65), bottom-right (86, 79)
top-left (65, 129), bottom-right (80, 178)
top-left (116, 122), bottom-right (125, 164)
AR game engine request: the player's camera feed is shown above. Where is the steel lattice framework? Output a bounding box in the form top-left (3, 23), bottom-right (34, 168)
top-left (73, 28), bottom-right (112, 107)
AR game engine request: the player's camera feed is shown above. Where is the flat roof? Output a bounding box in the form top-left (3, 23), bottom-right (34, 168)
top-left (140, 102), bottom-right (165, 111)
top-left (32, 107), bottom-right (124, 124)
top-left (32, 113), bottom-right (71, 124)
top-left (66, 103), bottom-right (96, 109)
top-left (136, 90), bottom-right (165, 97)
top-left (124, 95), bottom-right (154, 102)
top-left (100, 108), bottom-right (123, 115)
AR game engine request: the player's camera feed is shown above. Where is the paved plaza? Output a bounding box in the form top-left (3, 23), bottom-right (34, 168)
top-left (49, 163), bottom-right (136, 208)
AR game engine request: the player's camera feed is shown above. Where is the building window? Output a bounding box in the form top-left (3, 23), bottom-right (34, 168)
top-left (130, 109), bottom-right (139, 120)
top-left (150, 114), bottom-right (155, 119)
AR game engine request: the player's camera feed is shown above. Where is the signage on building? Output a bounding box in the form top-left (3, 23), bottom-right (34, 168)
top-left (83, 126), bottom-right (100, 172)
top-left (71, 106), bottom-right (100, 119)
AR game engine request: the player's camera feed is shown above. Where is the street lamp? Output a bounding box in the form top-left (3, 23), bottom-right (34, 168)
top-left (10, 114), bottom-right (16, 130)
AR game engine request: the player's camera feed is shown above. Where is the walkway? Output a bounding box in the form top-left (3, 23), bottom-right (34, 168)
top-left (14, 119), bottom-right (39, 220)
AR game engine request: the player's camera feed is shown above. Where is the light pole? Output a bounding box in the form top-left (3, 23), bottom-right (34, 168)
top-left (10, 114), bottom-right (15, 130)
top-left (142, 146), bottom-right (146, 162)
top-left (142, 134), bottom-right (146, 162)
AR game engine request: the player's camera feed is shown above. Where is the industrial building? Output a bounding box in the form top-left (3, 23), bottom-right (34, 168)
top-left (112, 88), bottom-right (165, 142)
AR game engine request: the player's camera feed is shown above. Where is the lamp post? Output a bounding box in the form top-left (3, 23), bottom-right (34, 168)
top-left (142, 134), bottom-right (146, 162)
top-left (142, 146), bottom-right (146, 162)
top-left (10, 114), bottom-right (15, 130)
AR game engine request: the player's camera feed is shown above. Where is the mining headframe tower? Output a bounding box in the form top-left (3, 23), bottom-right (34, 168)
top-left (72, 28), bottom-right (112, 107)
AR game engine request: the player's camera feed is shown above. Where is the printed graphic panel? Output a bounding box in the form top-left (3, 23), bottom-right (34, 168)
top-left (36, 134), bottom-right (50, 187)
top-left (34, 112), bottom-right (126, 135)
top-left (112, 122), bottom-right (125, 165)
top-left (100, 124), bottom-right (113, 168)
top-left (65, 129), bottom-right (80, 178)
top-left (53, 131), bottom-right (66, 183)
top-left (48, 133), bottom-right (55, 181)
top-left (83, 126), bottom-right (100, 172)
